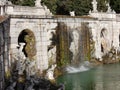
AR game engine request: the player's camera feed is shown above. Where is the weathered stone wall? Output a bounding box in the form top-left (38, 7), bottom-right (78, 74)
top-left (5, 5), bottom-right (46, 16)
top-left (0, 0), bottom-right (119, 75)
top-left (0, 16), bottom-right (10, 90)
top-left (9, 16), bottom-right (50, 71)
top-left (9, 14), bottom-right (120, 72)
top-left (89, 13), bottom-right (120, 62)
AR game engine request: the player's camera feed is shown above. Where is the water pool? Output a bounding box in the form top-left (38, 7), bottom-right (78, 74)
top-left (57, 63), bottom-right (120, 90)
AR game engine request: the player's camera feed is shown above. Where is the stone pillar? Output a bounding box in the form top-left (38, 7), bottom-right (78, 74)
top-left (0, 0), bottom-right (6, 15)
top-left (0, 6), bottom-right (4, 15)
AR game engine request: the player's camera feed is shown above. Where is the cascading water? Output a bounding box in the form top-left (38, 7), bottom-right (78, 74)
top-left (64, 22), bottom-right (91, 73)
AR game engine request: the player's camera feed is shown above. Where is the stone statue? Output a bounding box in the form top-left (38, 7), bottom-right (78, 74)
top-left (43, 5), bottom-right (52, 15)
top-left (0, 0), bottom-right (6, 5)
top-left (89, 10), bottom-right (92, 14)
top-left (35, 0), bottom-right (42, 7)
top-left (16, 42), bottom-right (36, 76)
top-left (6, 1), bottom-right (12, 5)
top-left (106, 3), bottom-right (112, 13)
top-left (92, 0), bottom-right (98, 12)
top-left (18, 43), bottom-right (26, 60)
top-left (70, 11), bottom-right (75, 16)
top-left (17, 43), bottom-right (26, 75)
top-left (112, 10), bottom-right (116, 14)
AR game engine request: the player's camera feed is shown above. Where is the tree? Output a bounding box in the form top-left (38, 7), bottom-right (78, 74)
top-left (10, 0), bottom-right (35, 6)
top-left (110, 0), bottom-right (120, 13)
top-left (97, 0), bottom-right (108, 12)
top-left (10, 0), bottom-right (120, 15)
top-left (41, 0), bottom-right (58, 14)
top-left (51, 0), bottom-right (92, 15)
top-left (73, 0), bottom-right (92, 15)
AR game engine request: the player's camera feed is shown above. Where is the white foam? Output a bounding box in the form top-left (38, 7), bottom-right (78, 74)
top-left (66, 61), bottom-right (91, 73)
top-left (66, 65), bottom-right (89, 73)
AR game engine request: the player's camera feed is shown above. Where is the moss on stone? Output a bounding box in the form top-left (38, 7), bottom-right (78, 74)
top-left (18, 75), bottom-right (26, 83)
top-left (56, 22), bottom-right (73, 67)
top-left (54, 67), bottom-right (63, 78)
top-left (79, 23), bottom-right (91, 61)
top-left (23, 29), bottom-right (36, 60)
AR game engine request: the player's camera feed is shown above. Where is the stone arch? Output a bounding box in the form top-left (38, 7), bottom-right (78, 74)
top-left (100, 28), bottom-right (108, 53)
top-left (18, 29), bottom-right (36, 59)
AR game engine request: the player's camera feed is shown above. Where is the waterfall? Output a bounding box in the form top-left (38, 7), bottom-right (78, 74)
top-left (66, 22), bottom-right (91, 73)
top-left (56, 21), bottom-right (91, 73)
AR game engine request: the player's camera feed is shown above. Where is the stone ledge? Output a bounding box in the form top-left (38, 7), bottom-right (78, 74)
top-left (53, 15), bottom-right (97, 20)
top-left (9, 15), bottom-right (53, 19)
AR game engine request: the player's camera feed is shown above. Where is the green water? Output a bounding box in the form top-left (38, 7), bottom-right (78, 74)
top-left (57, 63), bottom-right (120, 90)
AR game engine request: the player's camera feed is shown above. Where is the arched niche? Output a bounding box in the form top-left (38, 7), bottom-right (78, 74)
top-left (100, 28), bottom-right (107, 53)
top-left (18, 29), bottom-right (36, 59)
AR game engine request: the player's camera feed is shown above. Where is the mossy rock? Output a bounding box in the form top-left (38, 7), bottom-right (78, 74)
top-left (18, 75), bottom-right (26, 83)
top-left (54, 67), bottom-right (63, 78)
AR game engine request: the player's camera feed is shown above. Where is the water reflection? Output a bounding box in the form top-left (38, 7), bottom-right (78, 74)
top-left (57, 64), bottom-right (120, 90)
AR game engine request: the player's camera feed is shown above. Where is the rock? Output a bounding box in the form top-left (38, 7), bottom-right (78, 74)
top-left (6, 82), bottom-right (16, 90)
top-left (16, 82), bottom-right (25, 90)
top-left (116, 56), bottom-right (119, 59)
top-left (5, 71), bottom-right (64, 90)
top-left (112, 57), bottom-right (115, 61)
top-left (58, 84), bottom-right (65, 90)
top-left (46, 64), bottom-right (57, 81)
top-left (99, 58), bottom-right (103, 61)
top-left (109, 53), bottom-right (113, 58)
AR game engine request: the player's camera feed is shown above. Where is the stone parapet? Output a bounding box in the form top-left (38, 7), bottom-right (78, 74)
top-left (5, 5), bottom-right (48, 16)
top-left (0, 3), bottom-right (52, 16)
top-left (90, 12), bottom-right (116, 20)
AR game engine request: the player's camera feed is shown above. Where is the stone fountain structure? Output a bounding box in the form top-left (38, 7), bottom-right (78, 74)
top-left (0, 1), bottom-right (120, 89)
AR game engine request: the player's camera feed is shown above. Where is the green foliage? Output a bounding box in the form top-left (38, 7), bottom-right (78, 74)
top-left (97, 0), bottom-right (108, 12)
top-left (110, 0), bottom-right (120, 13)
top-left (56, 0), bottom-right (74, 15)
top-left (10, 0), bottom-right (120, 15)
top-left (73, 0), bottom-right (92, 15)
top-left (55, 0), bottom-right (92, 15)
top-left (41, 0), bottom-right (58, 14)
top-left (11, 0), bottom-right (35, 6)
